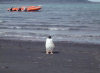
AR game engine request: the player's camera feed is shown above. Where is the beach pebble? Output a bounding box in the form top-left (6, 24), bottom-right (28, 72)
top-left (0, 66), bottom-right (9, 69)
top-left (90, 62), bottom-right (94, 65)
top-left (27, 56), bottom-right (32, 58)
top-left (98, 64), bottom-right (100, 69)
top-left (67, 59), bottom-right (72, 62)
top-left (32, 61), bottom-right (39, 64)
top-left (37, 57), bottom-right (42, 59)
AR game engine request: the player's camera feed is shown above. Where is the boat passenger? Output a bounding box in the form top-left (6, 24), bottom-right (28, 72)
top-left (18, 8), bottom-right (21, 11)
top-left (10, 7), bottom-right (13, 11)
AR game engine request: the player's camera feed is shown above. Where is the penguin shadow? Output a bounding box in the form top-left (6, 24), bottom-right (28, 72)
top-left (41, 51), bottom-right (60, 54)
top-left (53, 51), bottom-right (60, 54)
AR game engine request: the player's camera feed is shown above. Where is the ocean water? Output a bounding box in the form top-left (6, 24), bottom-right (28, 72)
top-left (0, 2), bottom-right (100, 44)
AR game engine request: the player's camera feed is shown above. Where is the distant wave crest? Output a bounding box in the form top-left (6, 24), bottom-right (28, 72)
top-left (0, 0), bottom-right (89, 3)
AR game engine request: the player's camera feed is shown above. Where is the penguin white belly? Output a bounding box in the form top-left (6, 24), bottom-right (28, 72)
top-left (45, 39), bottom-right (55, 51)
top-left (46, 42), bottom-right (55, 51)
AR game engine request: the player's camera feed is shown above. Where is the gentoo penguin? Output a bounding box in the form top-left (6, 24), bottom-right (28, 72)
top-left (45, 36), bottom-right (55, 54)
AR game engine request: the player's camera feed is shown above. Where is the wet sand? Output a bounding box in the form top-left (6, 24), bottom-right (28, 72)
top-left (0, 39), bottom-right (100, 73)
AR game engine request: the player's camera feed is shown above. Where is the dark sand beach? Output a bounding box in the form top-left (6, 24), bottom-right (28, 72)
top-left (0, 39), bottom-right (100, 73)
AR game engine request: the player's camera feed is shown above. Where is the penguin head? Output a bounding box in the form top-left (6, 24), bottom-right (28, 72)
top-left (48, 36), bottom-right (51, 39)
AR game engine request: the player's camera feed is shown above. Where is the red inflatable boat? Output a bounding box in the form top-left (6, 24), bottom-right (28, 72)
top-left (8, 6), bottom-right (42, 12)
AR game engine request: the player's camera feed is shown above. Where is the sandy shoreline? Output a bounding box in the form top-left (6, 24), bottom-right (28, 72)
top-left (0, 39), bottom-right (100, 73)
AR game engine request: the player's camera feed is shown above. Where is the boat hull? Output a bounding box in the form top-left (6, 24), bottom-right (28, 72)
top-left (8, 6), bottom-right (42, 12)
